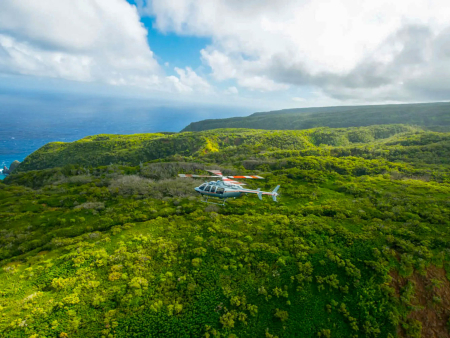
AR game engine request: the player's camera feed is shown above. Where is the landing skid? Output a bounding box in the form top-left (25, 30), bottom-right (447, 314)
top-left (201, 196), bottom-right (228, 206)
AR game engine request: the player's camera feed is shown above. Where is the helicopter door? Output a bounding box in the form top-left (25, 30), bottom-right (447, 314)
top-left (204, 185), bottom-right (211, 192)
top-left (211, 186), bottom-right (217, 193)
top-left (216, 188), bottom-right (224, 195)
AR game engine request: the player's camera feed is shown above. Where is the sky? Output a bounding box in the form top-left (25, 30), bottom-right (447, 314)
top-left (1, 0), bottom-right (450, 110)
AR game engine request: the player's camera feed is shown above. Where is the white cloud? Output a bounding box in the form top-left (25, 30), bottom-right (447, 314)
top-left (0, 0), bottom-right (161, 88)
top-left (4, 0), bottom-right (450, 105)
top-left (0, 0), bottom-right (217, 97)
top-left (224, 86), bottom-right (238, 95)
top-left (167, 67), bottom-right (211, 93)
top-left (147, 0), bottom-right (450, 101)
top-left (200, 49), bottom-right (236, 81)
top-left (237, 76), bottom-right (288, 92)
top-left (200, 49), bottom-right (287, 92)
top-left (292, 97), bottom-right (305, 102)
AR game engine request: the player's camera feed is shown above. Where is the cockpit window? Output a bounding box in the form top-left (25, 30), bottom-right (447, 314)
top-left (204, 185), bottom-right (211, 192)
top-left (199, 183), bottom-right (207, 190)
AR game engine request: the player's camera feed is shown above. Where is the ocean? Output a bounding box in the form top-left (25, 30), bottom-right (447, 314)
top-left (0, 91), bottom-right (251, 180)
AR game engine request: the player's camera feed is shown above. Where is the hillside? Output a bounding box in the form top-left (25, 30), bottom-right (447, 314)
top-left (1, 124), bottom-right (450, 337)
top-left (181, 102), bottom-right (450, 132)
top-left (13, 124), bottom-right (450, 174)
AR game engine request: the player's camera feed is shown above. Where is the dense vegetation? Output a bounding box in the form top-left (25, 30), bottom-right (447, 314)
top-left (182, 102), bottom-right (450, 132)
top-left (14, 124), bottom-right (450, 173)
top-left (1, 124), bottom-right (450, 337)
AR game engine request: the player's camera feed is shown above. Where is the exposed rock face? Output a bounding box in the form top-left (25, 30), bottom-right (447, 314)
top-left (9, 160), bottom-right (20, 173)
top-left (2, 161), bottom-right (21, 175)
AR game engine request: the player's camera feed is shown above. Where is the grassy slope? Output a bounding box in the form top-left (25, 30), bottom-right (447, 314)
top-left (13, 124), bottom-right (435, 173)
top-left (182, 102), bottom-right (450, 132)
top-left (1, 125), bottom-right (450, 337)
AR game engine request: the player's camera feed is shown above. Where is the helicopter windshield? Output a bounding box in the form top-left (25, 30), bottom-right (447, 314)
top-left (199, 183), bottom-right (207, 190)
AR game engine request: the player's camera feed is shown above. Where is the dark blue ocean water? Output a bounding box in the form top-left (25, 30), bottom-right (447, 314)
top-left (0, 91), bottom-right (251, 180)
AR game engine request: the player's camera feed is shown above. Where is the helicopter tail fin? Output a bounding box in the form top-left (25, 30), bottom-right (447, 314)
top-left (272, 185), bottom-right (280, 202)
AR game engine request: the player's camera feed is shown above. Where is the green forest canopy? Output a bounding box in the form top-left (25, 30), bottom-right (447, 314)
top-left (1, 123), bottom-right (450, 337)
top-left (181, 102), bottom-right (450, 132)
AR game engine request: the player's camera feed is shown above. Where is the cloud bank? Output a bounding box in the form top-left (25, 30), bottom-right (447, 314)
top-left (148, 0), bottom-right (450, 102)
top-left (0, 0), bottom-right (161, 84)
top-left (2, 0), bottom-right (450, 104)
top-left (0, 0), bottom-right (210, 95)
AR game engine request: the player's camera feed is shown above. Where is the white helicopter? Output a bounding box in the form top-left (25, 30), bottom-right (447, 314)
top-left (178, 170), bottom-right (280, 205)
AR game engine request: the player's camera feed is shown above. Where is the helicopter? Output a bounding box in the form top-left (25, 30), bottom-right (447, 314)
top-left (178, 170), bottom-right (280, 205)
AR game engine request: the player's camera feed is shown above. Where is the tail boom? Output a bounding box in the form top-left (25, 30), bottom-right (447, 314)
top-left (239, 185), bottom-right (280, 202)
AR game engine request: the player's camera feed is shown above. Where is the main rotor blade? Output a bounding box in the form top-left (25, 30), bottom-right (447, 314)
top-left (178, 174), bottom-right (218, 178)
top-left (223, 178), bottom-right (244, 185)
top-left (226, 175), bottom-right (264, 179)
top-left (207, 170), bottom-right (223, 176)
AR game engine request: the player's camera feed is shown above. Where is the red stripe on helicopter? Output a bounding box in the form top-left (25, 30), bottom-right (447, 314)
top-left (227, 175), bottom-right (264, 179)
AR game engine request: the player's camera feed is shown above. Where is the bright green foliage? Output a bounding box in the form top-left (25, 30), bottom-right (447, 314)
top-left (274, 308), bottom-right (289, 322)
top-left (9, 124), bottom-right (444, 173)
top-left (317, 328), bottom-right (331, 337)
top-left (1, 124), bottom-right (450, 337)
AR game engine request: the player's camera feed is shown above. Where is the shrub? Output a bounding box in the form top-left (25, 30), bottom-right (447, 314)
top-left (205, 204), bottom-right (220, 213)
top-left (67, 175), bottom-right (93, 185)
top-left (74, 201), bottom-right (105, 210)
top-left (140, 162), bottom-right (205, 180)
top-left (150, 178), bottom-right (198, 198)
top-left (109, 175), bottom-right (152, 196)
top-left (274, 308), bottom-right (289, 322)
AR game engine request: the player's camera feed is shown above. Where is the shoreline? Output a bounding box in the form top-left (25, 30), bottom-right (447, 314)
top-left (1, 160), bottom-right (22, 180)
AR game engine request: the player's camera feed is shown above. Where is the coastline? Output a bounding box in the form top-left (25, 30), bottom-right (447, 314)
top-left (1, 159), bottom-right (23, 180)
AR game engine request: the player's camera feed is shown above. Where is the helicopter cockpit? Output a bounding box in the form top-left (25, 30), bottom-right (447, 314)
top-left (198, 182), bottom-right (224, 194)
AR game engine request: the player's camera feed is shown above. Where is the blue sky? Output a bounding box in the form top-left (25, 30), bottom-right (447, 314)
top-left (125, 0), bottom-right (211, 73)
top-left (140, 16), bottom-right (210, 73)
top-left (0, 0), bottom-right (449, 111)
